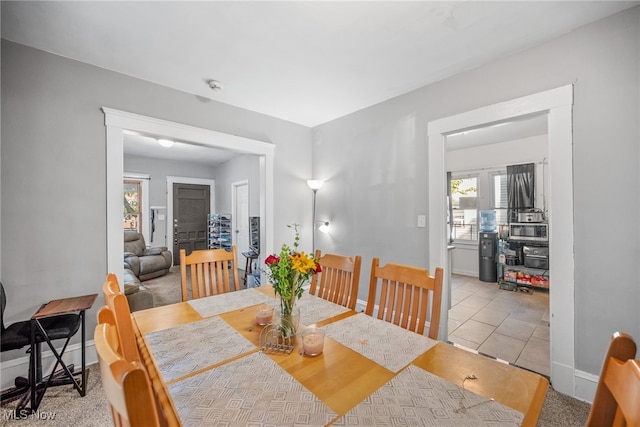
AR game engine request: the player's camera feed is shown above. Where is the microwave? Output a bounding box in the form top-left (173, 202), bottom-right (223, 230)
top-left (509, 223), bottom-right (548, 242)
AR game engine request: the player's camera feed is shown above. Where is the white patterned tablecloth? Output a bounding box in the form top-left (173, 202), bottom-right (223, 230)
top-left (188, 287), bottom-right (274, 317)
top-left (145, 316), bottom-right (256, 383)
top-left (169, 351), bottom-right (338, 427)
top-left (297, 292), bottom-right (351, 326)
top-left (333, 364), bottom-right (523, 426)
top-left (323, 313), bottom-right (438, 372)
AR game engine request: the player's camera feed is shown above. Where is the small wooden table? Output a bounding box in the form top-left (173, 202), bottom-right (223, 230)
top-left (241, 251), bottom-right (259, 287)
top-left (29, 293), bottom-right (98, 411)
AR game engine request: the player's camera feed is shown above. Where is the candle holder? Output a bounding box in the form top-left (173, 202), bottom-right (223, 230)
top-left (255, 303), bottom-right (274, 326)
top-left (301, 326), bottom-right (325, 356)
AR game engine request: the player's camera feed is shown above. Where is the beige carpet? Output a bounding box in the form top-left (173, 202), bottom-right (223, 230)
top-left (0, 267), bottom-right (592, 426)
top-left (141, 265), bottom-right (247, 308)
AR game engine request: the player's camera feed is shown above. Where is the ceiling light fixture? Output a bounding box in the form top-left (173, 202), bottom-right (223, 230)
top-left (157, 138), bottom-right (175, 148)
top-left (208, 79), bottom-right (224, 91)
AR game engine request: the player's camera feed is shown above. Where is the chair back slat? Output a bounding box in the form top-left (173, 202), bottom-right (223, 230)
top-left (95, 322), bottom-right (161, 427)
top-left (309, 251), bottom-right (362, 310)
top-left (100, 274), bottom-right (140, 362)
top-left (181, 247), bottom-right (240, 301)
top-left (366, 258), bottom-right (443, 339)
top-left (587, 332), bottom-right (638, 427)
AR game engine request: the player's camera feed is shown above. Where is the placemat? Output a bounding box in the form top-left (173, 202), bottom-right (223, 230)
top-left (168, 351), bottom-right (338, 427)
top-left (297, 292), bottom-right (351, 325)
top-left (145, 316), bottom-right (256, 383)
top-left (188, 287), bottom-right (274, 317)
top-left (333, 364), bottom-right (523, 426)
top-left (323, 313), bottom-right (437, 372)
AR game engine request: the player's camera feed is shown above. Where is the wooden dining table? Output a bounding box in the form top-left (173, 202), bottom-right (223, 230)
top-left (133, 286), bottom-right (548, 426)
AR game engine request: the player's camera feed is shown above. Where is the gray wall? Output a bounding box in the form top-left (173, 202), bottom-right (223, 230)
top-left (124, 154), bottom-right (218, 246)
top-left (212, 154), bottom-right (261, 216)
top-left (1, 39), bottom-right (312, 362)
top-left (312, 7), bottom-right (640, 375)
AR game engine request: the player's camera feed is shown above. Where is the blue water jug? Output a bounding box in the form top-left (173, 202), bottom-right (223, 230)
top-left (480, 210), bottom-right (496, 232)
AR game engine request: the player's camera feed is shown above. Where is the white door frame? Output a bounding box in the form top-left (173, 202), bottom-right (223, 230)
top-left (103, 108), bottom-right (275, 286)
top-left (231, 180), bottom-right (250, 260)
top-left (428, 85), bottom-right (575, 395)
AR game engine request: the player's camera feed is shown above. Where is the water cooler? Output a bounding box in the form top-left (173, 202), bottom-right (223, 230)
top-left (479, 210), bottom-right (498, 282)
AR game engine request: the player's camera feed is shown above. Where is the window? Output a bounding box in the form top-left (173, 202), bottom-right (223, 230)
top-left (123, 180), bottom-right (141, 232)
top-left (451, 176), bottom-right (478, 241)
top-left (492, 171), bottom-right (508, 225)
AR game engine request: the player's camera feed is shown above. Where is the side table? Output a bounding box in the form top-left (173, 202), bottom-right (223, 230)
top-left (28, 293), bottom-right (98, 411)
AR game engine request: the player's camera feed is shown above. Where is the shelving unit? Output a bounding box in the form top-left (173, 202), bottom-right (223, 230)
top-left (498, 240), bottom-right (549, 291)
top-left (249, 217), bottom-right (260, 255)
top-left (208, 213), bottom-right (232, 251)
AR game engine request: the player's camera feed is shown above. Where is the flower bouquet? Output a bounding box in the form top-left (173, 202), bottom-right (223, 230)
top-left (263, 224), bottom-right (321, 337)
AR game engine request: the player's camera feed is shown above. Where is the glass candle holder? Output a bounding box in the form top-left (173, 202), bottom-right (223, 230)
top-left (255, 304), bottom-right (274, 326)
top-left (301, 327), bottom-right (325, 356)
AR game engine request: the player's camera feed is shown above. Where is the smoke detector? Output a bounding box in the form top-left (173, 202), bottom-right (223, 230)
top-left (208, 79), bottom-right (224, 91)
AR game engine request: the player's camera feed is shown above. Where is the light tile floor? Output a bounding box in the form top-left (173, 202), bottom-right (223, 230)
top-left (447, 274), bottom-right (550, 377)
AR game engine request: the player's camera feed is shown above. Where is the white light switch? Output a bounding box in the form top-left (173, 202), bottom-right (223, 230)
top-left (158, 214), bottom-right (165, 221)
top-left (417, 215), bottom-right (426, 228)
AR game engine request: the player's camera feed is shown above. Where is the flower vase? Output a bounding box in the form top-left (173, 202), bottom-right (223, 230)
top-left (277, 296), bottom-right (300, 338)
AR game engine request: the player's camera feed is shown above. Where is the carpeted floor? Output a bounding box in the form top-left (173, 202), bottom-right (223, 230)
top-left (0, 267), bottom-right (592, 426)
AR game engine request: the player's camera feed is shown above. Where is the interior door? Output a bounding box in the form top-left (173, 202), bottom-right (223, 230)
top-left (233, 182), bottom-right (250, 263)
top-left (173, 183), bottom-right (210, 265)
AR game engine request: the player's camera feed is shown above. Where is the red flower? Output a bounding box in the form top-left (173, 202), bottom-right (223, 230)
top-left (315, 263), bottom-right (322, 273)
top-left (265, 254), bottom-right (280, 265)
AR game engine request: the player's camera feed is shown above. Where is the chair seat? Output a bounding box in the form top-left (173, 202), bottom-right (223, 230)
top-left (1, 322), bottom-right (31, 351)
top-left (1, 314), bottom-right (80, 352)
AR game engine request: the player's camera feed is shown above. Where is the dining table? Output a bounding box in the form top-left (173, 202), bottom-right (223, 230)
top-left (132, 286), bottom-right (548, 426)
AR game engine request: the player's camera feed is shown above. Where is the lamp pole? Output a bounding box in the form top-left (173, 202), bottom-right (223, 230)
top-left (307, 180), bottom-right (324, 253)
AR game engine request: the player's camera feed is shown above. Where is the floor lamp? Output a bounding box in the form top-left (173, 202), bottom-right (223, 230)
top-left (307, 179), bottom-right (324, 252)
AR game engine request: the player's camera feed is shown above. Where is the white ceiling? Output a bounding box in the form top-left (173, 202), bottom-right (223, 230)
top-left (2, 1), bottom-right (636, 163)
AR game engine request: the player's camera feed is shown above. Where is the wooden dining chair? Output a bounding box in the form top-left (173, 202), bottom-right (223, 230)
top-left (365, 258), bottom-right (443, 339)
top-left (98, 274), bottom-right (141, 363)
top-left (309, 250), bottom-right (362, 310)
top-left (95, 321), bottom-right (161, 427)
top-left (180, 246), bottom-right (240, 301)
top-left (586, 332), bottom-right (639, 427)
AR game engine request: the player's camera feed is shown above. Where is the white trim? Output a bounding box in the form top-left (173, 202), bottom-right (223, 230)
top-left (102, 108), bottom-right (275, 285)
top-left (574, 369), bottom-right (599, 403)
top-left (123, 172), bottom-right (151, 244)
top-left (166, 176), bottom-right (216, 252)
top-left (231, 180), bottom-right (250, 260)
top-left (427, 85), bottom-right (575, 396)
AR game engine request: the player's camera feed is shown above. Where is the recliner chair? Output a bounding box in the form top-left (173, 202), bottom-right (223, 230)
top-left (0, 282), bottom-right (81, 409)
top-left (124, 231), bottom-right (172, 281)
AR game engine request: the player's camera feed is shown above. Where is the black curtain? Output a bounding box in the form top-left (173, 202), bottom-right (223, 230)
top-left (507, 163), bottom-right (535, 222)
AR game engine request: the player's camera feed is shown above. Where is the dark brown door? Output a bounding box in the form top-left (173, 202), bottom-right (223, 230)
top-left (173, 183), bottom-right (210, 265)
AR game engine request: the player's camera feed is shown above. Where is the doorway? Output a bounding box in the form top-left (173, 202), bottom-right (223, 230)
top-left (103, 108), bottom-right (275, 295)
top-left (427, 85), bottom-right (575, 395)
top-left (172, 183), bottom-right (211, 264)
top-left (232, 181), bottom-right (250, 262)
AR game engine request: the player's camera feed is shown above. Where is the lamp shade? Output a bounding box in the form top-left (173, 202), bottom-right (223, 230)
top-left (307, 180), bottom-right (324, 191)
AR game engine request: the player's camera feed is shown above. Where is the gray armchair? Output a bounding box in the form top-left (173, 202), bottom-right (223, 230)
top-left (124, 231), bottom-right (172, 281)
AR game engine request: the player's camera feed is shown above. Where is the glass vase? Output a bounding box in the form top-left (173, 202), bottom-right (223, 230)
top-left (276, 296), bottom-right (300, 338)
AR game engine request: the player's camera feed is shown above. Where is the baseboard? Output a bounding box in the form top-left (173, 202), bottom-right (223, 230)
top-left (452, 268), bottom-right (478, 277)
top-left (574, 369), bottom-right (598, 404)
top-left (1, 342), bottom-right (98, 391)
